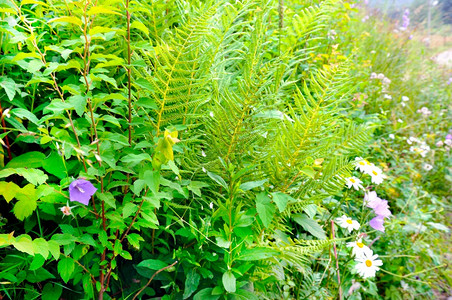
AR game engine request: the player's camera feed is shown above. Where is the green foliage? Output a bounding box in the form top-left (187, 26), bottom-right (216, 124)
top-left (0, 0), bottom-right (449, 299)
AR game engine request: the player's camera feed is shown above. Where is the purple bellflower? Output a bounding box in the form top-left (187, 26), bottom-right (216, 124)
top-left (69, 179), bottom-right (97, 205)
top-left (369, 216), bottom-right (385, 232)
top-left (401, 9), bottom-right (410, 31)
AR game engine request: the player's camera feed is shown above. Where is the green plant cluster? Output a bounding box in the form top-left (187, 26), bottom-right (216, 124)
top-left (0, 0), bottom-right (450, 299)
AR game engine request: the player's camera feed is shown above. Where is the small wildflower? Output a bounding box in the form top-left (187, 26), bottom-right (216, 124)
top-left (201, 150), bottom-right (206, 157)
top-left (345, 176), bottom-right (364, 191)
top-left (423, 163), bottom-right (433, 171)
top-left (417, 107), bottom-right (432, 116)
top-left (366, 165), bottom-right (386, 185)
top-left (347, 238), bottom-right (371, 258)
top-left (60, 202), bottom-right (76, 217)
top-left (401, 96), bottom-right (409, 102)
top-left (445, 139), bottom-right (452, 146)
top-left (384, 94), bottom-right (392, 100)
top-left (354, 248), bottom-right (383, 278)
top-left (436, 140), bottom-right (444, 147)
top-left (377, 73), bottom-right (385, 80)
top-left (69, 179), bottom-right (97, 205)
top-left (389, 134), bottom-right (395, 139)
top-left (336, 215), bottom-right (360, 233)
top-left (209, 202), bottom-right (214, 209)
top-left (369, 215), bottom-right (385, 232)
top-left (370, 72), bottom-right (377, 79)
top-left (354, 157), bottom-right (373, 173)
top-left (3, 108), bottom-right (11, 118)
top-left (209, 111), bottom-right (214, 118)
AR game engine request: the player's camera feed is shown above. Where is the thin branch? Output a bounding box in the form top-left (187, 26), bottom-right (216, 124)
top-left (132, 261), bottom-right (178, 300)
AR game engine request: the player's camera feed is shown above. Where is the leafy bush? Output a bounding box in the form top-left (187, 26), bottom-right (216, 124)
top-left (0, 0), bottom-right (450, 299)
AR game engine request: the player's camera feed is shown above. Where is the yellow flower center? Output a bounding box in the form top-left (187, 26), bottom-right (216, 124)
top-left (346, 220), bottom-right (353, 224)
top-left (365, 260), bottom-right (372, 267)
top-left (357, 242), bottom-right (364, 248)
top-left (350, 178), bottom-right (356, 183)
top-left (359, 162), bottom-right (365, 165)
top-left (372, 170), bottom-right (378, 176)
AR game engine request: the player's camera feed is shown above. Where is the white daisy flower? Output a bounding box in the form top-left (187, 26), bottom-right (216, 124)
top-left (354, 249), bottom-right (383, 278)
top-left (354, 157), bottom-right (374, 173)
top-left (366, 165), bottom-right (386, 185)
top-left (401, 96), bottom-right (409, 101)
top-left (336, 215), bottom-right (360, 233)
top-left (345, 177), bottom-right (364, 190)
top-left (383, 94), bottom-right (392, 99)
top-left (347, 238), bottom-right (371, 258)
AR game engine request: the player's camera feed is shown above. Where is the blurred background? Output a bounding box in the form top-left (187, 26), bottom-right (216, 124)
top-left (368, 0), bottom-right (451, 50)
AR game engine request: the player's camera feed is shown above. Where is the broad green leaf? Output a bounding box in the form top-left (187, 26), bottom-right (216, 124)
top-left (300, 166), bottom-right (316, 179)
top-left (237, 247), bottom-right (280, 261)
top-left (57, 257), bottom-right (75, 283)
top-left (0, 76), bottom-right (16, 101)
top-left (13, 234), bottom-right (34, 255)
top-left (193, 288), bottom-right (220, 300)
top-left (6, 151), bottom-right (45, 168)
top-left (67, 95), bottom-right (86, 117)
top-left (207, 171), bottom-right (228, 190)
top-left (121, 153), bottom-right (152, 166)
top-left (11, 108), bottom-right (40, 125)
top-left (0, 168), bottom-right (48, 185)
top-left (42, 152), bottom-right (66, 179)
top-left (41, 136), bottom-right (52, 144)
top-left (13, 184), bottom-right (38, 220)
top-left (215, 236), bottom-right (231, 248)
top-left (49, 16), bottom-right (82, 27)
top-left (42, 283), bottom-right (63, 300)
top-left (96, 74), bottom-right (117, 88)
top-left (131, 21), bottom-right (149, 35)
top-left (29, 254), bottom-right (46, 271)
top-left (271, 192), bottom-right (291, 213)
top-left (134, 78), bottom-right (154, 92)
top-left (127, 233), bottom-right (144, 249)
top-left (0, 181), bottom-right (21, 202)
top-left (256, 193), bottom-right (276, 228)
top-left (87, 6), bottom-right (120, 15)
top-left (293, 214), bottom-right (326, 239)
top-left (120, 250), bottom-right (132, 260)
top-left (143, 170), bottom-right (160, 195)
top-left (97, 192), bottom-right (116, 209)
top-left (137, 259), bottom-right (168, 270)
top-left (21, 0), bottom-right (49, 6)
top-left (239, 179), bottom-right (268, 191)
top-left (43, 100), bottom-right (74, 115)
top-left (122, 202), bottom-right (137, 219)
top-left (183, 269), bottom-right (200, 299)
top-left (32, 238), bottom-right (49, 258)
top-left (26, 267), bottom-right (55, 283)
top-left (222, 271), bottom-right (236, 293)
top-left (48, 240), bottom-right (60, 260)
